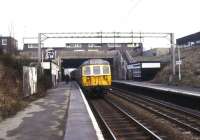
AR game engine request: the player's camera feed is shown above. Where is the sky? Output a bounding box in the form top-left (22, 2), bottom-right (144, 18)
top-left (0, 0), bottom-right (200, 50)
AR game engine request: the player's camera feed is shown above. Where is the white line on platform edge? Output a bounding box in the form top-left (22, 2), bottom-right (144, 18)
top-left (76, 82), bottom-right (105, 140)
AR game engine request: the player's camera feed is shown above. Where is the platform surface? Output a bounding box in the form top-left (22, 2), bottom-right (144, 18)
top-left (114, 80), bottom-right (200, 97)
top-left (64, 82), bottom-right (103, 140)
top-left (0, 82), bottom-right (103, 140)
top-left (0, 82), bottom-right (70, 140)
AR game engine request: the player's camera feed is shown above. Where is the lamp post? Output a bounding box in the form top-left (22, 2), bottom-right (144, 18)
top-left (48, 53), bottom-right (52, 87)
top-left (177, 45), bottom-right (181, 80)
top-left (38, 33), bottom-right (41, 66)
top-left (170, 33), bottom-right (176, 82)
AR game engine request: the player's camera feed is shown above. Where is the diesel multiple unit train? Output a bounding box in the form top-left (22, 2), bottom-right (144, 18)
top-left (71, 59), bottom-right (112, 95)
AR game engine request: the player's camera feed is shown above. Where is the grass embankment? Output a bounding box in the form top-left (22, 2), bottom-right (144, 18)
top-left (0, 55), bottom-right (50, 120)
top-left (153, 46), bottom-right (200, 87)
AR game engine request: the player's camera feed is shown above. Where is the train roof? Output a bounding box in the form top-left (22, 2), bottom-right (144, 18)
top-left (81, 59), bottom-right (109, 66)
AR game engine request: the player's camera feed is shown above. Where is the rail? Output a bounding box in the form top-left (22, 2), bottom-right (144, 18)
top-left (90, 98), bottom-right (162, 140)
top-left (110, 87), bottom-right (200, 137)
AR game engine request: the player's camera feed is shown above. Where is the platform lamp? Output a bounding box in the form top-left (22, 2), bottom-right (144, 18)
top-left (47, 52), bottom-right (53, 87)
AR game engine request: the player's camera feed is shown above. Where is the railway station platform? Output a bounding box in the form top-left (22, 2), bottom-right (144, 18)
top-left (113, 80), bottom-right (200, 98)
top-left (0, 82), bottom-right (103, 140)
top-left (64, 82), bottom-right (103, 140)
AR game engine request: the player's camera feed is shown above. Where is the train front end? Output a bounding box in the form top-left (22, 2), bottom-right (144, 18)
top-left (81, 63), bottom-right (112, 94)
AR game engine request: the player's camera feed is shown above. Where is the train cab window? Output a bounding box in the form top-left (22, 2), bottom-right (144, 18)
top-left (103, 65), bottom-right (110, 74)
top-left (93, 66), bottom-right (101, 75)
top-left (83, 66), bottom-right (91, 75)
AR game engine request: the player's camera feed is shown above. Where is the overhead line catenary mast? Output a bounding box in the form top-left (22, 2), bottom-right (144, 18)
top-left (37, 32), bottom-right (175, 81)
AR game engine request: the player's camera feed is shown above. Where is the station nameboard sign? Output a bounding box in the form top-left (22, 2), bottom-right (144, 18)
top-left (127, 63), bottom-right (141, 70)
top-left (141, 63), bottom-right (160, 68)
top-left (127, 62), bottom-right (160, 69)
top-left (45, 49), bottom-right (56, 60)
top-left (127, 64), bottom-right (134, 70)
top-left (176, 60), bottom-right (182, 65)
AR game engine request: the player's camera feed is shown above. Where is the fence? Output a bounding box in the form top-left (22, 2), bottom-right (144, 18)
top-left (23, 66), bottom-right (37, 97)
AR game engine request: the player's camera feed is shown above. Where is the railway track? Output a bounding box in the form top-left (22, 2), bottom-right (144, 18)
top-left (90, 98), bottom-right (162, 140)
top-left (109, 87), bottom-right (200, 139)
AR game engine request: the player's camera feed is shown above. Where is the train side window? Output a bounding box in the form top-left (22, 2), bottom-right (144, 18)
top-left (83, 66), bottom-right (91, 75)
top-left (93, 66), bottom-right (101, 75)
top-left (103, 65), bottom-right (110, 74)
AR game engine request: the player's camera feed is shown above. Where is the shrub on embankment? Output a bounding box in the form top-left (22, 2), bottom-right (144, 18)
top-left (0, 54), bottom-right (51, 119)
top-left (37, 69), bottom-right (52, 94)
top-left (0, 55), bottom-right (27, 119)
top-left (153, 46), bottom-right (200, 88)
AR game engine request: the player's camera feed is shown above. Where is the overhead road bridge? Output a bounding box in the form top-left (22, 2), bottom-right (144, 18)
top-left (20, 32), bottom-right (174, 80)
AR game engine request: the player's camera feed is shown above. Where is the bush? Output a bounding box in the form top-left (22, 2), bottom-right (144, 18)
top-left (0, 54), bottom-right (54, 119)
top-left (0, 54), bottom-right (33, 80)
top-left (0, 94), bottom-right (27, 118)
top-left (0, 54), bottom-right (35, 119)
top-left (37, 68), bottom-right (52, 93)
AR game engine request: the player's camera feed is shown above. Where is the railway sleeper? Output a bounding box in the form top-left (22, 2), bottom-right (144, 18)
top-left (108, 123), bottom-right (133, 127)
top-left (104, 116), bottom-right (126, 119)
top-left (111, 127), bottom-right (138, 131)
top-left (115, 131), bottom-right (146, 137)
top-left (118, 135), bottom-right (151, 140)
top-left (105, 119), bottom-right (130, 123)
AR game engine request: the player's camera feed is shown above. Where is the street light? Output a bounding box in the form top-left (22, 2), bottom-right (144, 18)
top-left (46, 49), bottom-right (55, 87)
top-left (48, 53), bottom-right (52, 87)
top-left (176, 44), bottom-right (182, 81)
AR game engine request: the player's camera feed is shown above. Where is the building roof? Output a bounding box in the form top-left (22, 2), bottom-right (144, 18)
top-left (81, 59), bottom-right (109, 66)
top-left (176, 32), bottom-right (200, 45)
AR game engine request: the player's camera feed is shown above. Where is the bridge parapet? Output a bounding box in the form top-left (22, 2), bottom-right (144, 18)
top-left (19, 49), bottom-right (117, 60)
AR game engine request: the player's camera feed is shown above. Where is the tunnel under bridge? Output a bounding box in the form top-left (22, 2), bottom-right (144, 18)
top-left (61, 57), bottom-right (114, 81)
